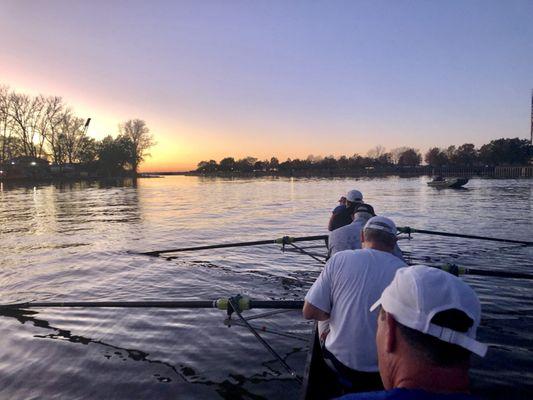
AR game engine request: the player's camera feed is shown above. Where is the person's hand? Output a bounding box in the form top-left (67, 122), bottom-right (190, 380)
top-left (320, 328), bottom-right (330, 343)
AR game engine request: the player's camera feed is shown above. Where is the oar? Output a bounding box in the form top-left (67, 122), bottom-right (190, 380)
top-left (227, 296), bottom-right (303, 384)
top-left (438, 264), bottom-right (533, 280)
top-left (0, 298), bottom-right (304, 310)
top-left (398, 227), bottom-right (532, 246)
top-left (139, 235), bottom-right (328, 257)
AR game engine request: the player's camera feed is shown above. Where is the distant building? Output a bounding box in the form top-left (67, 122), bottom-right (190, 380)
top-left (0, 156), bottom-right (50, 179)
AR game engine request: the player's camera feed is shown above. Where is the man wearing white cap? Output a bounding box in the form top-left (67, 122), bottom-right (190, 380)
top-left (327, 204), bottom-right (405, 261)
top-left (328, 189), bottom-right (364, 231)
top-left (304, 216), bottom-right (407, 394)
top-left (328, 203), bottom-right (376, 258)
top-left (339, 265), bottom-right (487, 399)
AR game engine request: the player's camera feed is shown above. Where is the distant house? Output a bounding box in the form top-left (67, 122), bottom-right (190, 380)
top-left (1, 156), bottom-right (50, 179)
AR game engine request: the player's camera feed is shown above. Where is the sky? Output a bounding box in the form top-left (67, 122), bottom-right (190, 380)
top-left (1, 1), bottom-right (532, 172)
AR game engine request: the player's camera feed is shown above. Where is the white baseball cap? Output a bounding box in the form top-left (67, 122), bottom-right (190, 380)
top-left (346, 189), bottom-right (363, 202)
top-left (364, 216), bottom-right (397, 236)
top-left (370, 265), bottom-right (488, 357)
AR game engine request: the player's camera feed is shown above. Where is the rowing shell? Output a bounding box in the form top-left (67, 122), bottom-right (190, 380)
top-left (300, 324), bottom-right (339, 399)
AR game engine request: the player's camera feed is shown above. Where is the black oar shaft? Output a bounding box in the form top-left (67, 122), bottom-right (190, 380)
top-left (141, 234), bottom-right (328, 256)
top-left (251, 300), bottom-right (304, 309)
top-left (143, 239), bottom-right (277, 256)
top-left (228, 298), bottom-right (302, 384)
top-left (463, 268), bottom-right (533, 280)
top-left (0, 301), bottom-right (216, 309)
top-left (399, 227), bottom-right (532, 246)
top-left (436, 264), bottom-right (533, 280)
top-left (0, 299), bottom-right (304, 310)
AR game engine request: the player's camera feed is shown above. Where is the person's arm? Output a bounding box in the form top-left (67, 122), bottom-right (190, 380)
top-left (303, 257), bottom-right (334, 320)
top-left (303, 301), bottom-right (330, 320)
top-left (328, 204), bottom-right (345, 231)
top-left (328, 214), bottom-right (336, 231)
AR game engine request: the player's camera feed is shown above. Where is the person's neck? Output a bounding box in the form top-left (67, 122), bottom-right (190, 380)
top-left (364, 242), bottom-right (393, 253)
top-left (393, 362), bottom-right (470, 394)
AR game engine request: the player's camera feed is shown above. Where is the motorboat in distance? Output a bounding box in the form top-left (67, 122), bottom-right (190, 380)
top-left (427, 176), bottom-right (469, 189)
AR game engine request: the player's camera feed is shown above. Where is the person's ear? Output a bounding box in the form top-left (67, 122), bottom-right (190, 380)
top-left (385, 312), bottom-right (397, 353)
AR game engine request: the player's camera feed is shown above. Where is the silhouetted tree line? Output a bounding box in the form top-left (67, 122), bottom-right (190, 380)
top-left (196, 139), bottom-right (532, 174)
top-left (0, 86), bottom-right (154, 177)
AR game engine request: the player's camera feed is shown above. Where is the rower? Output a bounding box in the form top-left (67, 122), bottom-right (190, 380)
top-left (328, 204), bottom-right (405, 261)
top-left (328, 189), bottom-right (364, 231)
top-left (303, 216), bottom-right (407, 395)
top-left (339, 265), bottom-right (487, 399)
top-left (328, 204), bottom-right (376, 258)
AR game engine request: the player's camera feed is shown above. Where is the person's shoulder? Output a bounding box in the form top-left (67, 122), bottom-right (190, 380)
top-left (327, 249), bottom-right (368, 271)
top-left (367, 248), bottom-right (407, 266)
top-left (335, 390), bottom-right (391, 399)
top-left (333, 204), bottom-right (346, 214)
top-left (336, 389), bottom-right (481, 400)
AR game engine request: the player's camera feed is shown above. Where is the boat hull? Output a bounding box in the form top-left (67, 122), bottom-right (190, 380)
top-left (427, 178), bottom-right (469, 188)
top-left (300, 325), bottom-right (340, 400)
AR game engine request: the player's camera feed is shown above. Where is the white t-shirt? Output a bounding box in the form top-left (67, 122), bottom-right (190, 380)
top-left (305, 248), bottom-right (407, 371)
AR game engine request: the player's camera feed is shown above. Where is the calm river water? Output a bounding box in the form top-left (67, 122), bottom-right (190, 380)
top-left (0, 176), bottom-right (531, 399)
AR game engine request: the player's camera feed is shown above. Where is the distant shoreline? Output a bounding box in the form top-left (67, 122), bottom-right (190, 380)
top-left (2, 165), bottom-right (531, 183)
top-left (182, 165), bottom-right (533, 179)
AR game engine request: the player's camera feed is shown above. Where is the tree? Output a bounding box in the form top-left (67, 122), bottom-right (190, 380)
top-left (97, 135), bottom-right (132, 177)
top-left (8, 93), bottom-right (43, 157)
top-left (77, 136), bottom-right (98, 164)
top-left (390, 147), bottom-right (411, 164)
top-left (0, 86), bottom-right (14, 163)
top-left (57, 112), bottom-right (87, 164)
top-left (269, 157), bottom-right (279, 171)
top-left (367, 145), bottom-right (387, 160)
top-left (397, 148), bottom-right (421, 166)
top-left (119, 119), bottom-right (155, 175)
top-left (424, 147), bottom-right (449, 167)
top-left (254, 160), bottom-right (266, 171)
top-left (41, 97), bottom-right (66, 164)
top-left (320, 155), bottom-right (338, 170)
top-left (236, 156), bottom-right (257, 172)
top-left (219, 157), bottom-right (236, 171)
top-left (479, 138), bottom-right (532, 165)
top-left (454, 143), bottom-right (477, 166)
top-left (197, 160), bottom-right (218, 173)
top-left (445, 145), bottom-right (457, 164)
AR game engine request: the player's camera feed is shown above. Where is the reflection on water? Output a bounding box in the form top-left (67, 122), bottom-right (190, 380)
top-left (0, 176), bottom-right (531, 399)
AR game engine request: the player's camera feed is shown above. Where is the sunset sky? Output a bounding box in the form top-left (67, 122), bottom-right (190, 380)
top-left (1, 1), bottom-right (532, 172)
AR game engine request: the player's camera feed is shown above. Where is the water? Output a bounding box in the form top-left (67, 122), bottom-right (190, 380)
top-left (0, 176), bottom-right (531, 399)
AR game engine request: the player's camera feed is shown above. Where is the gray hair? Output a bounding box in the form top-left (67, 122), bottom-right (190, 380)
top-left (363, 227), bottom-right (396, 248)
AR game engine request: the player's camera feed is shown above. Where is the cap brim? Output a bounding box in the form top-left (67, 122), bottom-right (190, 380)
top-left (369, 298), bottom-right (382, 312)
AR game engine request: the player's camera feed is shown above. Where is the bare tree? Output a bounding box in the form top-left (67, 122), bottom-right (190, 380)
top-left (389, 147), bottom-right (411, 164)
top-left (57, 111), bottom-right (86, 164)
top-left (40, 96), bottom-right (65, 163)
top-left (119, 119), bottom-right (155, 175)
top-left (0, 86), bottom-right (14, 163)
top-left (366, 145), bottom-right (387, 159)
top-left (8, 93), bottom-right (46, 157)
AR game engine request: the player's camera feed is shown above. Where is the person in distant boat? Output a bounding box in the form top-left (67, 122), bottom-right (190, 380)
top-left (328, 204), bottom-right (376, 257)
top-left (303, 216), bottom-right (407, 395)
top-left (339, 265), bottom-right (487, 399)
top-left (328, 204), bottom-right (405, 261)
top-left (328, 189), bottom-right (364, 231)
